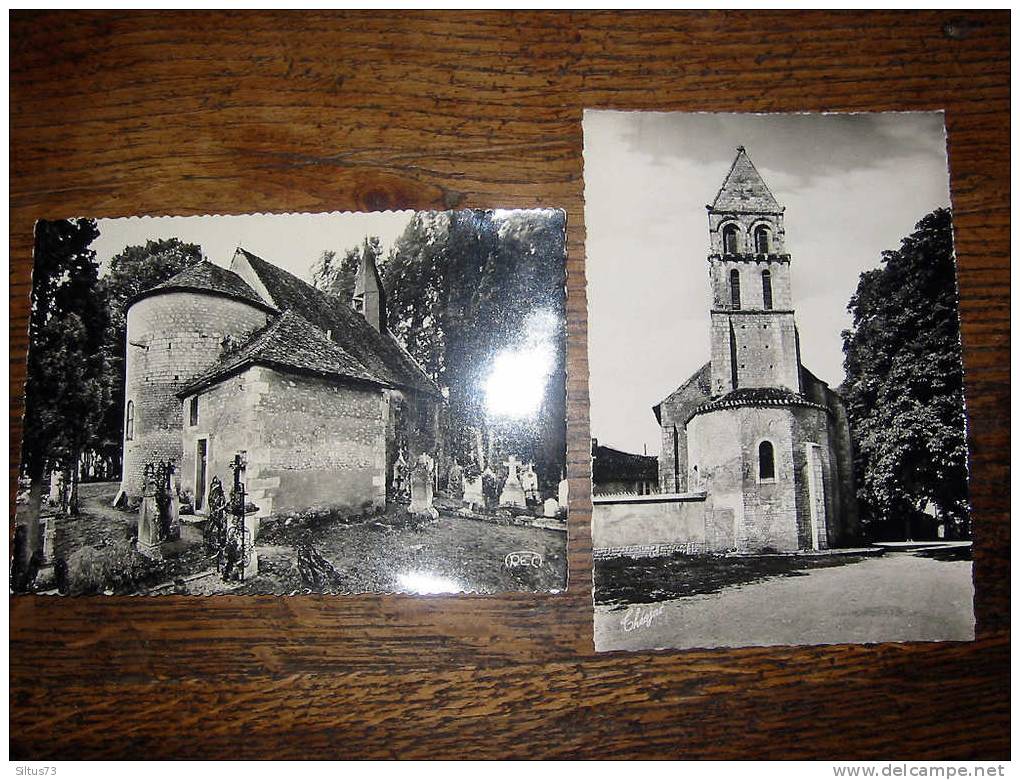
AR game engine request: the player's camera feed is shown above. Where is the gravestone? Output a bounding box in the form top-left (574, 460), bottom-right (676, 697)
top-left (409, 454), bottom-right (439, 520)
top-left (463, 475), bottom-right (484, 511)
top-left (543, 497), bottom-right (559, 518)
top-left (48, 471), bottom-right (64, 508)
top-left (137, 466), bottom-right (162, 559)
top-left (520, 463), bottom-right (539, 503)
top-left (392, 451), bottom-right (410, 503)
top-left (221, 452), bottom-right (259, 581)
top-left (447, 461), bottom-right (464, 499)
top-left (221, 513), bottom-right (258, 581)
top-left (558, 477), bottom-right (569, 508)
top-left (42, 517), bottom-right (56, 562)
top-left (499, 457), bottom-right (527, 509)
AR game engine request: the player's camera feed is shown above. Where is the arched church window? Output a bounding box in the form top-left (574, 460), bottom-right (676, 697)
top-left (754, 225), bottom-right (770, 254)
top-left (125, 400), bottom-right (135, 442)
top-left (758, 440), bottom-right (775, 480)
top-left (729, 269), bottom-right (741, 310)
top-left (722, 224), bottom-right (740, 255)
top-left (762, 269), bottom-right (773, 310)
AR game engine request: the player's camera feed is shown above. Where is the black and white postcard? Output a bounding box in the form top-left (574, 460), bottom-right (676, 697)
top-left (585, 110), bottom-right (974, 650)
top-left (13, 208), bottom-right (568, 595)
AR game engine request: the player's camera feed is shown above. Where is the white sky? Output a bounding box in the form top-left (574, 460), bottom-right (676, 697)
top-left (584, 110), bottom-right (952, 456)
top-left (93, 210), bottom-right (415, 281)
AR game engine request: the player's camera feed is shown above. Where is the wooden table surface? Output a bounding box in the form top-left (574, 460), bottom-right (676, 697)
top-left (9, 11), bottom-right (1009, 760)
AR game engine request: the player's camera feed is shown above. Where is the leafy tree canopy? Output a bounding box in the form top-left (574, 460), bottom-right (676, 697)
top-left (22, 219), bottom-right (110, 476)
top-left (841, 207), bottom-right (970, 538)
top-left (383, 210), bottom-right (567, 482)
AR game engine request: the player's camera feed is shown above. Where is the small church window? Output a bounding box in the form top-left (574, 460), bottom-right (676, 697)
top-left (723, 224), bottom-right (740, 255)
top-left (729, 269), bottom-right (741, 310)
top-left (189, 396), bottom-right (199, 427)
top-left (125, 401), bottom-right (135, 441)
top-left (759, 440), bottom-right (776, 480)
top-left (762, 269), bottom-right (773, 310)
top-left (754, 225), bottom-right (770, 254)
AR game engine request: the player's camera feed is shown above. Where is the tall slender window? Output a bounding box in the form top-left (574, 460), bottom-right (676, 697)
top-left (125, 400), bottom-right (135, 441)
top-left (759, 441), bottom-right (775, 480)
top-left (722, 224), bottom-right (740, 255)
top-left (762, 269), bottom-right (773, 310)
top-left (754, 225), bottom-right (770, 254)
top-left (189, 396), bottom-right (199, 427)
top-left (729, 269), bottom-right (741, 310)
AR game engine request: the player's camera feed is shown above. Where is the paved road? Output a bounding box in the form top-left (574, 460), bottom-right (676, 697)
top-left (595, 548), bottom-right (975, 652)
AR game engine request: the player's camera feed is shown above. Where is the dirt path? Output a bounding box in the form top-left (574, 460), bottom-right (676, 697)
top-left (595, 548), bottom-right (975, 651)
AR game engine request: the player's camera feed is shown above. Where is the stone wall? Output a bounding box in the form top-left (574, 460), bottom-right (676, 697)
top-left (709, 309), bottom-right (800, 394)
top-left (789, 405), bottom-right (835, 550)
top-left (253, 368), bottom-right (387, 516)
top-left (180, 370), bottom-right (255, 513)
top-left (708, 256), bottom-right (793, 312)
top-left (120, 291), bottom-right (269, 497)
top-left (180, 366), bottom-right (387, 519)
top-left (656, 365), bottom-right (711, 493)
top-left (687, 405), bottom-right (801, 552)
top-left (383, 387), bottom-right (439, 495)
top-left (592, 493), bottom-right (710, 550)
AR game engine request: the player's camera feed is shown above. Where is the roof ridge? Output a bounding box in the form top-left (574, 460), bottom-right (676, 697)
top-left (239, 246), bottom-right (440, 395)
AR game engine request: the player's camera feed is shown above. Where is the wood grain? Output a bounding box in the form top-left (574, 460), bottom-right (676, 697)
top-left (10, 10), bottom-right (1009, 759)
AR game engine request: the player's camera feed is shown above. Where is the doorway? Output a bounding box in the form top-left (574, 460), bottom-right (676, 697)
top-left (196, 438), bottom-right (208, 512)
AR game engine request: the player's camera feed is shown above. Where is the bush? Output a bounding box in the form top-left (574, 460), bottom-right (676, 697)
top-left (66, 541), bottom-right (164, 595)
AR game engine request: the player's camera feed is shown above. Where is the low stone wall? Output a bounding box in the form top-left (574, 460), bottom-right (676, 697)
top-left (593, 542), bottom-right (706, 560)
top-left (592, 491), bottom-right (710, 550)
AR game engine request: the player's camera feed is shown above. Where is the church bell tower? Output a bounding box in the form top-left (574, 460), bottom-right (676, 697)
top-left (706, 146), bottom-right (801, 396)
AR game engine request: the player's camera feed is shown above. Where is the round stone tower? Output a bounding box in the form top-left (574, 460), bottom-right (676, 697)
top-left (118, 262), bottom-right (273, 500)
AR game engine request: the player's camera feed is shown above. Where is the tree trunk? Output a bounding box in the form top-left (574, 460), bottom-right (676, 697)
top-left (69, 454), bottom-right (81, 516)
top-left (19, 465), bottom-right (46, 576)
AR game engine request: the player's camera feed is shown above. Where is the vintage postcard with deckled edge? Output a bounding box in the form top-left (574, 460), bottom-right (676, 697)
top-left (12, 208), bottom-right (568, 596)
top-left (584, 110), bottom-right (974, 651)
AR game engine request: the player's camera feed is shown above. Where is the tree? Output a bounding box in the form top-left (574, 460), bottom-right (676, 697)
top-left (18, 219), bottom-right (112, 583)
top-left (383, 210), bottom-right (567, 487)
top-left (311, 237), bottom-right (385, 303)
top-left (841, 208), bottom-right (970, 540)
top-left (96, 238), bottom-right (202, 476)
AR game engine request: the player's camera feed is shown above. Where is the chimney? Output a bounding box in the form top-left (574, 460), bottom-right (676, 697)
top-left (352, 239), bottom-right (386, 333)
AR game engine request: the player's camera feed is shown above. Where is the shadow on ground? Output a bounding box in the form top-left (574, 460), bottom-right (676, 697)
top-left (594, 552), bottom-right (866, 609)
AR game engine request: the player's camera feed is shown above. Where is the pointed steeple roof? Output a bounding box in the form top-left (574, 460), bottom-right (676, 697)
top-left (710, 146), bottom-right (782, 214)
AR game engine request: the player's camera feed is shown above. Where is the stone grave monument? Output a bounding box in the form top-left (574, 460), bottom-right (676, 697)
top-left (409, 453), bottom-right (439, 520)
top-left (520, 462), bottom-right (539, 504)
top-left (499, 456), bottom-right (527, 509)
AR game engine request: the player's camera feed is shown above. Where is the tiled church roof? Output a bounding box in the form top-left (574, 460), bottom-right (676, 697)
top-left (237, 249), bottom-right (439, 396)
top-left (710, 146), bottom-right (783, 214)
top-left (180, 310), bottom-right (386, 396)
top-left (131, 260), bottom-right (272, 311)
top-left (132, 247), bottom-right (440, 398)
top-left (687, 385), bottom-right (832, 423)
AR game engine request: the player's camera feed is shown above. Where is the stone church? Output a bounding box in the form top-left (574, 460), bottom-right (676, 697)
top-left (116, 247), bottom-right (439, 520)
top-left (653, 147), bottom-right (858, 551)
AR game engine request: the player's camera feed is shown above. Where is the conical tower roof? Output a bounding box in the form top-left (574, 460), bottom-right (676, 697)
top-left (710, 146), bottom-right (782, 214)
